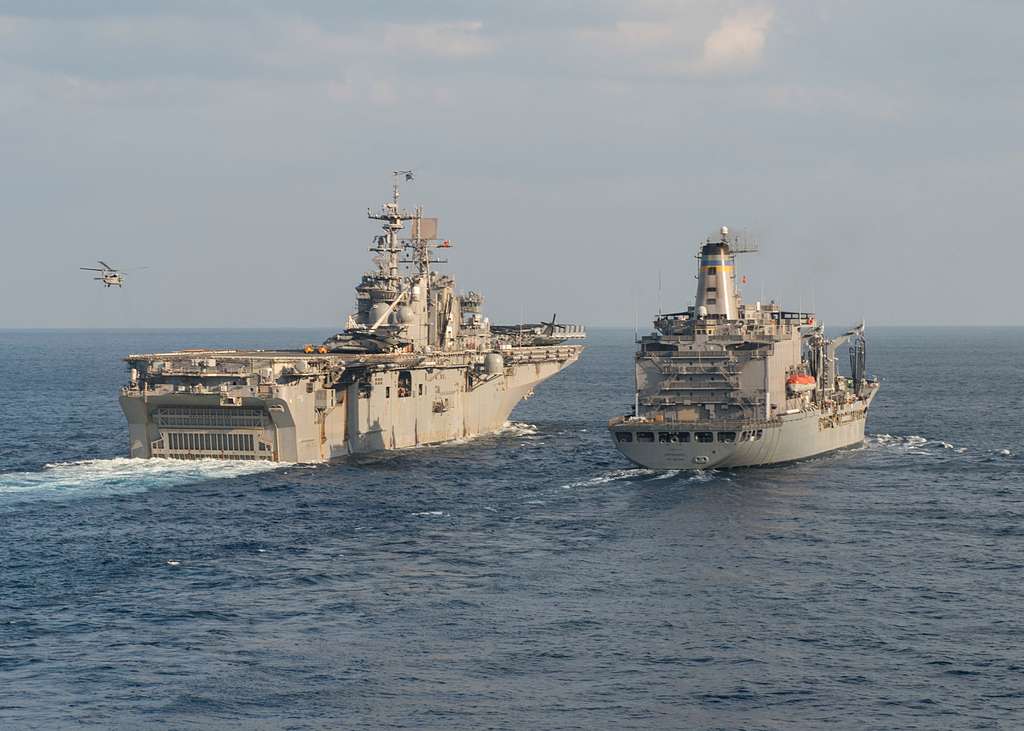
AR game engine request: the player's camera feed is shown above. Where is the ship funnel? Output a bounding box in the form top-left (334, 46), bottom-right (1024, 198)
top-left (695, 228), bottom-right (739, 320)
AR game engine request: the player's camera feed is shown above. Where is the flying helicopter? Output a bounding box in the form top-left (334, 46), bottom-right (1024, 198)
top-left (80, 261), bottom-right (143, 288)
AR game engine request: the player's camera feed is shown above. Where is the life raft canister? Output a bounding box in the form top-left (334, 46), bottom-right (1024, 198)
top-left (786, 373), bottom-right (816, 394)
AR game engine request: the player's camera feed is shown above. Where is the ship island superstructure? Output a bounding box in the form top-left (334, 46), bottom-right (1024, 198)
top-left (120, 174), bottom-right (584, 462)
top-left (609, 227), bottom-right (878, 469)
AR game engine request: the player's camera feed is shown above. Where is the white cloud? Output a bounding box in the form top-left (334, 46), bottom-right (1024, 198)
top-left (383, 21), bottom-right (494, 59)
top-left (574, 20), bottom-right (678, 51)
top-left (696, 7), bottom-right (774, 73)
top-left (572, 5), bottom-right (774, 78)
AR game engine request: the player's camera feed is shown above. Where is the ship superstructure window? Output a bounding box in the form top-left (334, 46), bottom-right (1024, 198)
top-left (717, 431), bottom-right (736, 443)
top-left (418, 383), bottom-right (424, 396)
top-left (398, 371), bottom-right (412, 397)
top-left (695, 432), bottom-right (713, 443)
top-left (658, 432), bottom-right (691, 443)
top-left (385, 386), bottom-right (391, 398)
top-left (707, 267), bottom-right (717, 274)
top-left (637, 432), bottom-right (655, 443)
top-left (706, 287), bottom-right (717, 292)
top-left (616, 432), bottom-right (633, 443)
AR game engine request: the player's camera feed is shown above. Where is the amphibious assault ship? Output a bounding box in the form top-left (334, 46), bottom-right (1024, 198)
top-left (120, 174), bottom-right (584, 462)
top-left (609, 227), bottom-right (878, 470)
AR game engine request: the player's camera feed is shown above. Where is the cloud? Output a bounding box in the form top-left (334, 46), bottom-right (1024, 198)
top-left (383, 21), bottom-right (494, 59)
top-left (571, 5), bottom-right (774, 78)
top-left (575, 20), bottom-right (678, 51)
top-left (696, 7), bottom-right (774, 73)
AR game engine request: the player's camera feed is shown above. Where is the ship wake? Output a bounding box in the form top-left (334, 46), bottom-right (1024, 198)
top-left (869, 433), bottom-right (1015, 460)
top-left (561, 468), bottom-right (720, 489)
top-left (0, 457), bottom-right (281, 501)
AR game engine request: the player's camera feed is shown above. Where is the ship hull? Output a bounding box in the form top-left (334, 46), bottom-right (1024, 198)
top-left (609, 393), bottom-right (876, 471)
top-left (120, 349), bottom-right (579, 463)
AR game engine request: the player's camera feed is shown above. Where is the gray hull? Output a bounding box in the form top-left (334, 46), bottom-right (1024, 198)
top-left (120, 347), bottom-right (580, 463)
top-left (609, 392), bottom-right (875, 470)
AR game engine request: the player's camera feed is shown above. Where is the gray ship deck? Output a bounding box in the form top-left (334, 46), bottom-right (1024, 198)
top-left (125, 345), bottom-right (582, 366)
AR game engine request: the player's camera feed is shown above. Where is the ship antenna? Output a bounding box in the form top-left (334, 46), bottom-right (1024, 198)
top-left (392, 170), bottom-right (413, 206)
top-left (633, 290), bottom-right (640, 418)
top-left (633, 288), bottom-right (638, 343)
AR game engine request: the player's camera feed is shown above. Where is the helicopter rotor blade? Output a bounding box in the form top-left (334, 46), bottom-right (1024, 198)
top-left (81, 267), bottom-right (105, 271)
top-left (98, 260), bottom-right (114, 271)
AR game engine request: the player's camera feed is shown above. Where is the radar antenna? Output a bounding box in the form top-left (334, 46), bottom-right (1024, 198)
top-left (367, 171), bottom-right (418, 282)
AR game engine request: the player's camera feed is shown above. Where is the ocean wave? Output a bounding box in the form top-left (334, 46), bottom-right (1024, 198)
top-left (869, 434), bottom-right (1018, 461)
top-left (0, 457), bottom-right (281, 500)
top-left (872, 433), bottom-right (930, 449)
top-left (497, 421), bottom-right (539, 438)
top-left (651, 469), bottom-right (683, 480)
top-left (560, 468), bottom-right (657, 489)
top-left (559, 467), bottom-right (719, 489)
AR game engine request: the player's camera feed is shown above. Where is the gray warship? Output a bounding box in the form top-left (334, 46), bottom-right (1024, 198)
top-left (120, 174), bottom-right (584, 462)
top-left (609, 227), bottom-right (878, 470)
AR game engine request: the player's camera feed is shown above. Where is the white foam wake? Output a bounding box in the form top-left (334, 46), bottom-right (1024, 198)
top-left (872, 433), bottom-right (930, 449)
top-left (0, 457), bottom-right (281, 500)
top-left (561, 468), bottom-right (657, 489)
top-left (497, 421), bottom-right (539, 438)
top-left (870, 434), bottom-right (1016, 459)
top-left (561, 467), bottom-right (721, 489)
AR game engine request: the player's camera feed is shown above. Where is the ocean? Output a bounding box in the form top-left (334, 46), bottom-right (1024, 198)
top-left (1, 327), bottom-right (1022, 729)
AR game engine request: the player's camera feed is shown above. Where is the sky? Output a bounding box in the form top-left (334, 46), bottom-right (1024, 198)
top-left (1, 1), bottom-right (1022, 328)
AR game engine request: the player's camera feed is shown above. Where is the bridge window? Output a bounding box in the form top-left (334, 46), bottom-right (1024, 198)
top-left (616, 432), bottom-right (633, 443)
top-left (695, 432), bottom-right (713, 443)
top-left (637, 432), bottom-right (654, 443)
top-left (718, 431), bottom-right (737, 443)
top-left (398, 371), bottom-right (412, 398)
top-left (707, 266), bottom-right (717, 275)
top-left (659, 432), bottom-right (691, 443)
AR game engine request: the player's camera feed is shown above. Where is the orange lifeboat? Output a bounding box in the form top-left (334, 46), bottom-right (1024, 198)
top-left (786, 373), bottom-right (816, 394)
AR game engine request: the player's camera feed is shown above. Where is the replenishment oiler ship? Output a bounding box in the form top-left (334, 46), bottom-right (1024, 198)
top-left (120, 173), bottom-right (584, 462)
top-left (609, 227), bottom-right (878, 470)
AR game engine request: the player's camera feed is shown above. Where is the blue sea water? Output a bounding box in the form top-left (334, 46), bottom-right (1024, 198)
top-left (1, 327), bottom-right (1022, 730)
